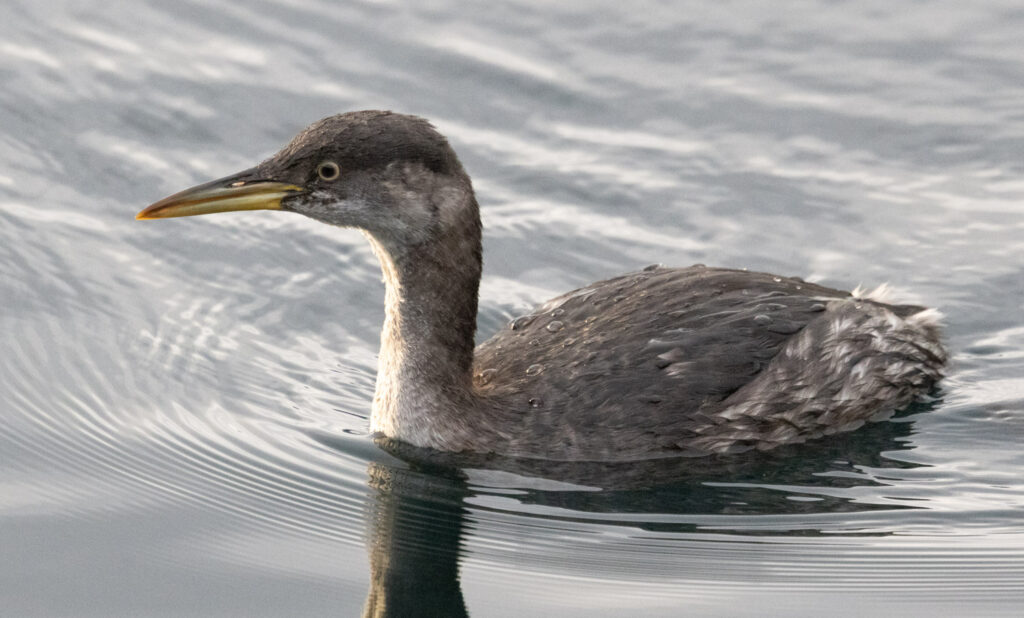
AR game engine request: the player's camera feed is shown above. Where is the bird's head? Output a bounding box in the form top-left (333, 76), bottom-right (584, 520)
top-left (137, 111), bottom-right (472, 248)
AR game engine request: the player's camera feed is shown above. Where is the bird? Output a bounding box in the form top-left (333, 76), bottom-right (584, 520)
top-left (137, 110), bottom-right (947, 462)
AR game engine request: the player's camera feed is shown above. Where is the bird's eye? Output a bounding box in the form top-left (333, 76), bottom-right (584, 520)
top-left (317, 161), bottom-right (341, 181)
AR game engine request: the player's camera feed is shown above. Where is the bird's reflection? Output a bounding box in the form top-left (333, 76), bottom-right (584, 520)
top-left (332, 401), bottom-right (937, 617)
top-left (361, 461), bottom-right (470, 618)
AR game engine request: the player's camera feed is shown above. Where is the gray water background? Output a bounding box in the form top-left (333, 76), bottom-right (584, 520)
top-left (2, 1), bottom-right (1024, 616)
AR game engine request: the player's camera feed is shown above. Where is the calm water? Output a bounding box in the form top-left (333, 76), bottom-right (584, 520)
top-left (3, 1), bottom-right (1024, 616)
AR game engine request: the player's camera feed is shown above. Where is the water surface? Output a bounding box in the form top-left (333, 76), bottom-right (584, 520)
top-left (2, 1), bottom-right (1024, 616)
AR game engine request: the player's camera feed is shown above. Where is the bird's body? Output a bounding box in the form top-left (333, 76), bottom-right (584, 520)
top-left (139, 110), bottom-right (946, 463)
top-left (471, 267), bottom-right (943, 460)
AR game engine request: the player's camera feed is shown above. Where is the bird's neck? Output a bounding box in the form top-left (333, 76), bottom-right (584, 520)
top-left (365, 197), bottom-right (482, 449)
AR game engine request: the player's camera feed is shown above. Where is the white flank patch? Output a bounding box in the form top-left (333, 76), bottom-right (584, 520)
top-left (906, 307), bottom-right (944, 329)
top-left (851, 282), bottom-right (893, 302)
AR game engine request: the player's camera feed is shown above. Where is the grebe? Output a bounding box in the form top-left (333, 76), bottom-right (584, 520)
top-left (137, 111), bottom-right (946, 462)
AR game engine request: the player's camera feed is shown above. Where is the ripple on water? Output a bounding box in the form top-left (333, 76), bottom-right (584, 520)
top-left (1, 313), bottom-right (371, 551)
